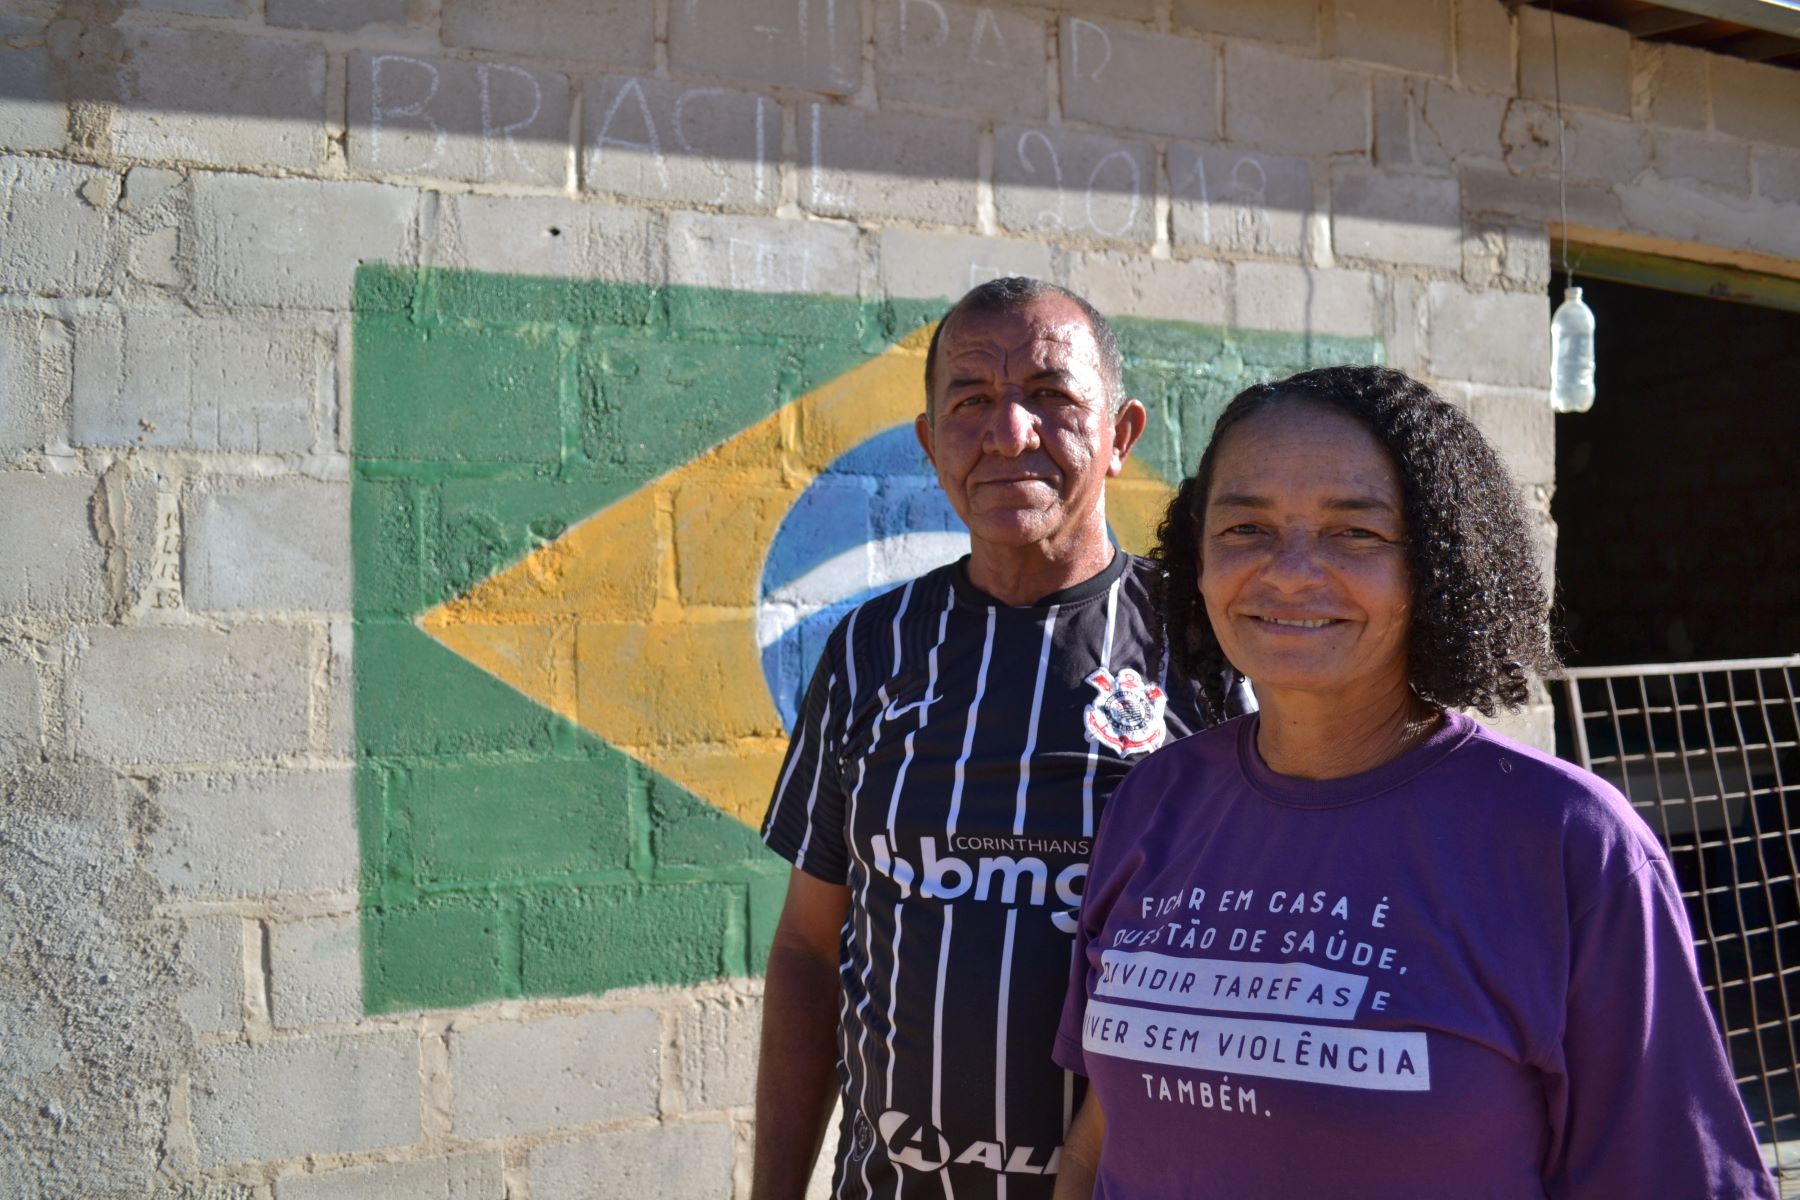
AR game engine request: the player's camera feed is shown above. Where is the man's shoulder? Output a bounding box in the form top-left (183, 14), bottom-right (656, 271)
top-left (818, 559), bottom-right (964, 651)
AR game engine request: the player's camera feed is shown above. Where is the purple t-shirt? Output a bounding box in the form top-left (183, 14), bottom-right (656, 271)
top-left (1055, 710), bottom-right (1775, 1199)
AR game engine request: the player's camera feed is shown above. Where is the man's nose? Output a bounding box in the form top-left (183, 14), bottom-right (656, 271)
top-left (983, 395), bottom-right (1040, 455)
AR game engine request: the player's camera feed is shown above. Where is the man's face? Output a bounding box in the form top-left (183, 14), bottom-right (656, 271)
top-left (915, 297), bottom-right (1144, 560)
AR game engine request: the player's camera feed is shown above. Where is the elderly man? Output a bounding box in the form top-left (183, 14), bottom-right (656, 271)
top-left (753, 278), bottom-right (1224, 1200)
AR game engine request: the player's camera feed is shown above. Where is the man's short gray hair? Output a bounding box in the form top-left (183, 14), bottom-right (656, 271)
top-left (922, 277), bottom-right (1126, 420)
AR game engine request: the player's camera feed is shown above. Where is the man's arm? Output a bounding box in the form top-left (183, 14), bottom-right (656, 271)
top-left (1051, 1089), bottom-right (1105, 1200)
top-left (752, 867), bottom-right (852, 1200)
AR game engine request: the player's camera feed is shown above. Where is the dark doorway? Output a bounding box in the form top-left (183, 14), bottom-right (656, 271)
top-left (1553, 275), bottom-right (1800, 667)
top-left (1551, 269), bottom-right (1800, 1170)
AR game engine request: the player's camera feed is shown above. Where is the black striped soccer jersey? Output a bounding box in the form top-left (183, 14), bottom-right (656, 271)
top-left (761, 552), bottom-right (1211, 1200)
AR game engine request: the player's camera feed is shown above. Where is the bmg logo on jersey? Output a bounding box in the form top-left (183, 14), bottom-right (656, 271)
top-left (877, 1110), bottom-right (1062, 1175)
top-left (868, 834), bottom-right (1089, 931)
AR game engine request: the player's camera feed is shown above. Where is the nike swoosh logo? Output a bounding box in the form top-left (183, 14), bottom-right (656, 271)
top-left (881, 692), bottom-right (939, 724)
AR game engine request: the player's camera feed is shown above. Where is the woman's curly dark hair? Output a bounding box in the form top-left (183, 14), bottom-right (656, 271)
top-left (1152, 364), bottom-right (1557, 723)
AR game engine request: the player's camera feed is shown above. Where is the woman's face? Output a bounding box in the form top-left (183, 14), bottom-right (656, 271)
top-left (1198, 400), bottom-right (1413, 705)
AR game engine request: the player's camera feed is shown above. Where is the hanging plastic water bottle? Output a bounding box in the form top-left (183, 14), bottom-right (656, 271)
top-left (1550, 286), bottom-right (1596, 413)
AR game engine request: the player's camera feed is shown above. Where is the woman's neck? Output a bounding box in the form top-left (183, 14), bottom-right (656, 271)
top-left (1253, 677), bottom-right (1442, 781)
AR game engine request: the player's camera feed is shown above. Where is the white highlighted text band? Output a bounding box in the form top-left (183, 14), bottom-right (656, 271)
top-left (1080, 999), bottom-right (1430, 1092)
top-left (1097, 949), bottom-right (1367, 1020)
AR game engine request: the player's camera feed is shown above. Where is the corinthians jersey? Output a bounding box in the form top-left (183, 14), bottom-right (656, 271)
top-left (762, 552), bottom-right (1210, 1200)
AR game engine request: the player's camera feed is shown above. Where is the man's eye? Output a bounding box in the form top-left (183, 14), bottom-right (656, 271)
top-left (1217, 524), bottom-right (1262, 537)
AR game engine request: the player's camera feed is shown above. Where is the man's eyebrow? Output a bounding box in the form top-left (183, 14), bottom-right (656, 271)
top-left (946, 376), bottom-right (987, 391)
top-left (1025, 368), bottom-right (1077, 384)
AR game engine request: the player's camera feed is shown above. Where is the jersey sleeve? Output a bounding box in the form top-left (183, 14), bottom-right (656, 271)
top-left (759, 635), bottom-right (852, 885)
top-left (1544, 856), bottom-right (1777, 1198)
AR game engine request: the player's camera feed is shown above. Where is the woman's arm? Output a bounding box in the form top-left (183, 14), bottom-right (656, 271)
top-left (1547, 857), bottom-right (1776, 1198)
top-left (1052, 1089), bottom-right (1106, 1200)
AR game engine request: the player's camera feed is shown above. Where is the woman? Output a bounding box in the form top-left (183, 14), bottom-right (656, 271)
top-left (1052, 366), bottom-right (1774, 1198)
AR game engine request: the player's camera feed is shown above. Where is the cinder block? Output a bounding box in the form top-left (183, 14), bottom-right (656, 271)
top-left (1041, 0), bottom-right (1153, 16)
top-left (1711, 56), bottom-right (1800, 149)
top-left (1643, 42), bottom-right (1708, 132)
top-left (1756, 149), bottom-right (1800, 203)
top-left (1233, 263), bottom-right (1379, 339)
top-left (1438, 381), bottom-right (1555, 485)
top-left (0, 656), bottom-right (40, 759)
top-left (0, 156), bottom-right (116, 296)
top-left (1333, 0), bottom-right (1450, 76)
top-left (1331, 166), bottom-right (1462, 269)
top-left (1517, 7), bottom-right (1630, 115)
top-left (277, 1153), bottom-right (505, 1200)
top-left (1616, 176), bottom-right (1800, 263)
top-left (176, 915), bottom-right (243, 1036)
top-left (326, 622), bottom-right (352, 761)
top-left (876, 0), bottom-right (1047, 122)
top-left (803, 104), bottom-right (978, 226)
top-left (347, 51), bottom-right (570, 187)
top-left (668, 212), bottom-right (863, 296)
top-left (1651, 131), bottom-right (1750, 194)
top-left (192, 1032), bottom-right (419, 1167)
top-left (184, 480), bottom-right (350, 613)
top-left (993, 125), bottom-right (1155, 243)
top-left (877, 228), bottom-right (1054, 301)
top-left (1224, 43), bottom-right (1369, 157)
top-left (267, 0), bottom-right (410, 31)
top-left (1461, 220), bottom-right (1549, 292)
top-left (442, 0), bottom-right (654, 64)
top-left (1169, 144), bottom-right (1311, 259)
top-left (449, 1009), bottom-right (660, 1138)
top-left (670, 0), bottom-right (863, 96)
top-left (136, 0), bottom-right (250, 14)
top-left (582, 75), bottom-right (778, 211)
top-left (1454, 0), bottom-right (1514, 93)
top-left (1460, 164), bottom-right (1623, 227)
top-left (527, 1123), bottom-right (738, 1200)
top-left (71, 311), bottom-right (326, 453)
top-left (1424, 282), bottom-right (1548, 388)
top-left (1060, 19), bottom-right (1216, 141)
top-left (1067, 252), bottom-right (1232, 325)
top-left (191, 172), bottom-right (418, 311)
top-left (679, 995), bottom-right (761, 1112)
top-left (1174, 0), bottom-right (1316, 45)
top-left (0, 473), bottom-right (105, 618)
top-left (147, 770), bottom-right (357, 898)
top-left (110, 27), bottom-right (327, 170)
top-left (1376, 80), bottom-right (1509, 172)
top-left (69, 627), bottom-right (314, 764)
top-left (0, 309), bottom-right (71, 450)
top-left (269, 913), bottom-right (361, 1027)
top-left (1497, 104), bottom-right (1648, 186)
top-left (1410, 82), bottom-right (1508, 169)
top-left (0, 32), bottom-right (64, 152)
top-left (430, 192), bottom-right (662, 283)
top-left (1382, 273), bottom-right (1426, 375)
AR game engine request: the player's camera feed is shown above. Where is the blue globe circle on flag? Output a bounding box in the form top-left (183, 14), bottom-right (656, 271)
top-left (758, 425), bottom-right (969, 732)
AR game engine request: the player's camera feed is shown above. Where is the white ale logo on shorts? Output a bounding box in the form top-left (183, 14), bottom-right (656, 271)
top-left (1082, 667), bottom-right (1167, 755)
top-left (875, 1110), bottom-right (1061, 1175)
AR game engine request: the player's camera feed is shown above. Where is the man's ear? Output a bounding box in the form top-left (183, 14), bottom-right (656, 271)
top-left (1107, 398), bottom-right (1147, 475)
top-left (914, 411), bottom-right (937, 466)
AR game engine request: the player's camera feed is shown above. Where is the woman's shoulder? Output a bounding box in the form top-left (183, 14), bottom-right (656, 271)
top-left (1447, 714), bottom-right (1666, 884)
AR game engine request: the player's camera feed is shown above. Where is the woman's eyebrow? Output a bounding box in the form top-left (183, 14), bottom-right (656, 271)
top-left (1208, 493), bottom-right (1398, 512)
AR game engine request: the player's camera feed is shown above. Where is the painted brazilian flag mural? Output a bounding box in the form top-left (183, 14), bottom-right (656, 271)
top-left (351, 263), bottom-right (1379, 1013)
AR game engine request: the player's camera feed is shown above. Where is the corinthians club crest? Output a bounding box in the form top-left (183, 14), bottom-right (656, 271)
top-left (1082, 667), bottom-right (1168, 756)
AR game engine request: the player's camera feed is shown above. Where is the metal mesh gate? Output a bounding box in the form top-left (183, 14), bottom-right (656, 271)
top-left (1557, 656), bottom-right (1800, 1187)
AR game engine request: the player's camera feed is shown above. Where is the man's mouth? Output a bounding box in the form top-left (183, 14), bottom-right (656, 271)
top-left (1251, 616), bottom-right (1341, 629)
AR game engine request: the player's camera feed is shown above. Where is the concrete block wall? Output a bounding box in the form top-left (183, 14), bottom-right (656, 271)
top-left (1, 0), bottom-right (1796, 1195)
